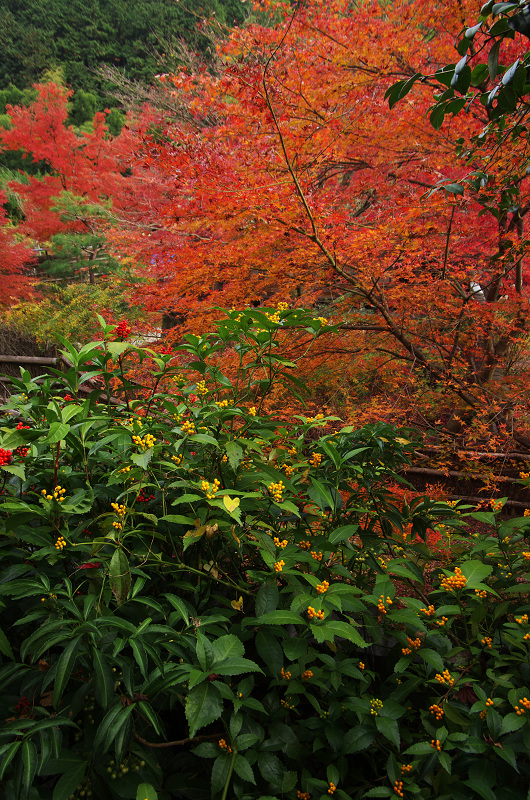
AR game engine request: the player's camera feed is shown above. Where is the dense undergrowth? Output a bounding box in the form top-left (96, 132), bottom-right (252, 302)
top-left (1, 307), bottom-right (530, 800)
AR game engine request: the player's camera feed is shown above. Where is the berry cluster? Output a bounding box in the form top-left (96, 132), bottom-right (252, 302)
top-left (132, 433), bottom-right (156, 450)
top-left (268, 480), bottom-right (285, 502)
top-left (434, 669), bottom-right (455, 687)
top-left (401, 636), bottom-right (422, 656)
top-left (0, 448), bottom-right (13, 466)
top-left (309, 452), bottom-right (322, 467)
top-left (201, 478), bottom-right (220, 500)
top-left (41, 486), bottom-right (66, 502)
top-left (429, 703), bottom-right (444, 721)
top-left (515, 697), bottom-right (530, 715)
top-left (440, 566), bottom-right (467, 592)
top-left (377, 595), bottom-right (393, 614)
top-left (137, 489), bottom-right (155, 503)
top-left (114, 320), bottom-right (131, 339)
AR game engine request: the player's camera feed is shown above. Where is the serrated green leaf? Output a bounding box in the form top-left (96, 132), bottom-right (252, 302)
top-left (131, 449), bottom-right (153, 470)
top-left (375, 716), bottom-right (400, 748)
top-left (461, 560), bottom-right (493, 588)
top-left (500, 712), bottom-right (526, 734)
top-left (311, 620), bottom-right (366, 647)
top-left (257, 752), bottom-right (283, 788)
top-left (185, 682), bottom-right (223, 738)
top-left (248, 610), bottom-right (302, 626)
top-left (211, 633), bottom-right (245, 662)
top-left (225, 440), bottom-right (244, 470)
top-left (233, 753), bottom-right (255, 784)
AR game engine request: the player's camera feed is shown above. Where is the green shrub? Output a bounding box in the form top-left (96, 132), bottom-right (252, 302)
top-left (0, 307), bottom-right (529, 800)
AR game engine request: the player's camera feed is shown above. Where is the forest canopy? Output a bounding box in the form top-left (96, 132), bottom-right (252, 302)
top-left (0, 0), bottom-right (247, 102)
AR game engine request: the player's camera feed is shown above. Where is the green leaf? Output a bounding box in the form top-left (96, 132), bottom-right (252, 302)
top-left (225, 440), bottom-right (244, 470)
top-left (438, 751), bottom-right (452, 773)
top-left (52, 762), bottom-right (87, 800)
top-left (43, 422), bottom-right (70, 444)
top-left (471, 63), bottom-right (489, 86)
top-left (375, 716), bottom-right (400, 748)
top-left (92, 649), bottom-right (115, 709)
top-left (160, 514), bottom-right (195, 525)
top-left (136, 784), bottom-right (158, 800)
top-left (488, 40), bottom-right (501, 81)
top-left (94, 702), bottom-right (136, 754)
top-left (500, 712), bottom-right (526, 734)
top-left (211, 634), bottom-right (245, 662)
top-left (405, 742), bottom-right (435, 755)
top-left (282, 637), bottom-right (307, 661)
top-left (492, 2), bottom-right (518, 14)
top-left (310, 620), bottom-right (366, 646)
top-left (164, 593), bottom-right (190, 626)
top-left (342, 726), bottom-right (375, 754)
top-left (233, 754), bottom-right (255, 784)
top-left (384, 74), bottom-right (422, 109)
top-left (248, 610), bottom-right (302, 626)
top-left (2, 464), bottom-right (25, 480)
top-left (109, 548), bottom-right (131, 606)
top-left (502, 58), bottom-right (519, 85)
top-left (54, 636), bottom-right (83, 710)
top-left (460, 560), bottom-right (493, 588)
top-left (466, 22), bottom-right (483, 38)
top-left (185, 682), bottom-right (223, 738)
top-left (328, 524), bottom-right (359, 545)
top-left (131, 449), bottom-right (154, 470)
top-left (0, 626), bottom-right (14, 660)
top-left (193, 742), bottom-right (219, 758)
top-left (137, 701), bottom-right (163, 736)
top-left (308, 477), bottom-right (336, 511)
top-left (21, 739), bottom-right (38, 796)
top-left (420, 648), bottom-right (445, 672)
top-left (0, 740), bottom-right (21, 780)
top-left (443, 182), bottom-right (464, 194)
top-left (106, 341), bottom-right (131, 358)
top-left (464, 778), bottom-right (496, 800)
top-left (136, 783), bottom-right (158, 800)
top-left (130, 638), bottom-right (148, 678)
top-left (257, 752), bottom-right (283, 788)
top-left (211, 754), bottom-right (232, 797)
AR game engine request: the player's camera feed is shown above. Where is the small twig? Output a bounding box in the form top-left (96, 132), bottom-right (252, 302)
top-left (134, 731), bottom-right (223, 748)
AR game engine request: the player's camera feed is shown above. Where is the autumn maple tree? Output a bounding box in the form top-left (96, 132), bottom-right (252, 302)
top-left (0, 82), bottom-right (155, 287)
top-left (0, 189), bottom-right (34, 303)
top-left (104, 0), bottom-right (528, 445)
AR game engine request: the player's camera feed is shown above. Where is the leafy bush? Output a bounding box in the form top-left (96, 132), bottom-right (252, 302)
top-left (1, 307), bottom-right (530, 800)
